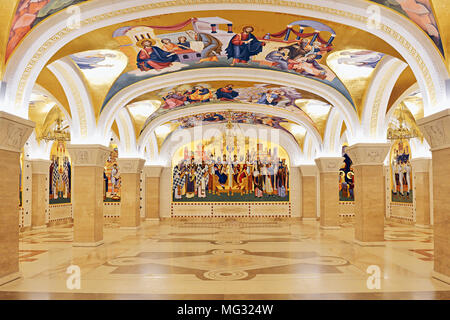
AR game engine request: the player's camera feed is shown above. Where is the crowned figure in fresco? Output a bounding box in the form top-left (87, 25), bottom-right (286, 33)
top-left (226, 26), bottom-right (265, 65)
top-left (136, 39), bottom-right (179, 71)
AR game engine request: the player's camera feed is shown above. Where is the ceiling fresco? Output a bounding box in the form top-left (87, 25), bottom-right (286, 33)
top-left (163, 111), bottom-right (305, 148)
top-left (136, 81), bottom-right (330, 132)
top-left (327, 49), bottom-right (385, 116)
top-left (7, 0), bottom-right (88, 62)
top-left (369, 0), bottom-right (444, 56)
top-left (101, 14), bottom-right (356, 109)
top-left (69, 49), bottom-right (128, 113)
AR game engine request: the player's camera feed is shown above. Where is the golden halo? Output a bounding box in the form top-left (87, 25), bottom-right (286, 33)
top-left (136, 38), bottom-right (154, 48)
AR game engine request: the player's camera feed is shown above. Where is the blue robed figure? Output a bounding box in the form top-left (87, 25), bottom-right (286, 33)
top-left (136, 39), bottom-right (179, 71)
top-left (226, 26), bottom-right (264, 65)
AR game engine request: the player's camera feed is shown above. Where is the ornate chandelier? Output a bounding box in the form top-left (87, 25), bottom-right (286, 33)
top-left (40, 117), bottom-right (71, 142)
top-left (387, 102), bottom-right (420, 141)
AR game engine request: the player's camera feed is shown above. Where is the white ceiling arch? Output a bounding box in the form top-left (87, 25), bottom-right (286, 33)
top-left (137, 102), bottom-right (323, 156)
top-left (1, 0), bottom-right (447, 121)
top-left (98, 68), bottom-right (359, 144)
top-left (157, 122), bottom-right (303, 167)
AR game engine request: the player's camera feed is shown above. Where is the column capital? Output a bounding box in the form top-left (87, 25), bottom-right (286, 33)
top-left (299, 164), bottom-right (317, 176)
top-left (0, 111), bottom-right (34, 153)
top-left (67, 144), bottom-right (110, 167)
top-left (411, 157), bottom-right (431, 173)
top-left (117, 158), bottom-right (145, 174)
top-left (30, 159), bottom-right (50, 174)
top-left (417, 108), bottom-right (450, 151)
top-left (346, 143), bottom-right (390, 166)
top-left (314, 157), bottom-right (343, 173)
top-left (144, 165), bottom-right (164, 177)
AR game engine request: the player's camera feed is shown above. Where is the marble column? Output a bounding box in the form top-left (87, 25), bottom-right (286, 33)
top-left (411, 158), bottom-right (431, 228)
top-left (347, 143), bottom-right (390, 246)
top-left (67, 144), bottom-right (110, 247)
top-left (144, 166), bottom-right (163, 221)
top-left (418, 109), bottom-right (450, 284)
top-left (117, 158), bottom-right (145, 229)
top-left (0, 112), bottom-right (34, 286)
top-left (299, 165), bottom-right (318, 221)
top-left (315, 157), bottom-right (343, 229)
top-left (31, 159), bottom-right (50, 230)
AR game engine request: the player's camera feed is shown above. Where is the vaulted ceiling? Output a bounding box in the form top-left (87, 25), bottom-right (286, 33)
top-left (1, 0), bottom-right (447, 163)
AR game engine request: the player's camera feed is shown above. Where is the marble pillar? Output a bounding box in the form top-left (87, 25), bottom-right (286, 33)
top-left (418, 109), bottom-right (450, 284)
top-left (117, 158), bottom-right (145, 229)
top-left (347, 143), bottom-right (390, 246)
top-left (0, 112), bottom-right (34, 286)
top-left (67, 144), bottom-right (110, 247)
top-left (315, 157), bottom-right (343, 229)
top-left (31, 159), bottom-right (50, 229)
top-left (299, 165), bottom-right (318, 221)
top-left (411, 158), bottom-right (431, 228)
top-left (144, 166), bottom-right (163, 221)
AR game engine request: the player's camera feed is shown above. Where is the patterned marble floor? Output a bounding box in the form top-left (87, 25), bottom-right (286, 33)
top-left (1, 219), bottom-right (449, 299)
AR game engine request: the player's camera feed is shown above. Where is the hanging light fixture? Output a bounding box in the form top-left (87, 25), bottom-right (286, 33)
top-left (387, 102), bottom-right (420, 141)
top-left (40, 117), bottom-right (71, 142)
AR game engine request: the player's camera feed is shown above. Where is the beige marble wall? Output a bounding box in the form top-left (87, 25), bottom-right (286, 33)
top-left (347, 143), bottom-right (390, 245)
top-left (353, 165), bottom-right (386, 242)
top-left (299, 165), bottom-right (317, 220)
top-left (430, 148), bottom-right (450, 279)
top-left (31, 160), bottom-right (50, 229)
top-left (315, 158), bottom-right (342, 229)
top-left (67, 144), bottom-right (110, 247)
top-left (144, 166), bottom-right (163, 221)
top-left (411, 158), bottom-right (431, 227)
top-left (0, 149), bottom-right (21, 282)
top-left (418, 109), bottom-right (450, 282)
top-left (0, 111), bottom-right (34, 285)
top-left (146, 177), bottom-right (160, 220)
top-left (117, 159), bottom-right (145, 229)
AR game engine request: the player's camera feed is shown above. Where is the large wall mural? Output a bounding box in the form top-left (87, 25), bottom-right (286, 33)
top-left (389, 139), bottom-right (412, 203)
top-left (370, 0), bottom-right (444, 56)
top-left (172, 139), bottom-right (290, 202)
top-left (7, 0), bottom-right (88, 61)
top-left (339, 145), bottom-right (354, 202)
top-left (103, 17), bottom-right (354, 110)
top-left (140, 81), bottom-right (329, 128)
top-left (49, 141), bottom-right (72, 205)
top-left (103, 144), bottom-right (121, 202)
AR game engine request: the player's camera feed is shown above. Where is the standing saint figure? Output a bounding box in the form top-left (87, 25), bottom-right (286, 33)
top-left (226, 26), bottom-right (265, 65)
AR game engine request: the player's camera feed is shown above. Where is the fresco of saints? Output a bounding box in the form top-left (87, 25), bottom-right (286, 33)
top-left (185, 85), bottom-right (213, 103)
top-left (187, 30), bottom-right (223, 63)
top-left (160, 38), bottom-right (194, 54)
top-left (226, 26), bottom-right (265, 65)
top-left (265, 47), bottom-right (290, 71)
top-left (136, 39), bottom-right (179, 71)
top-left (216, 84), bottom-right (239, 101)
top-left (161, 91), bottom-right (187, 109)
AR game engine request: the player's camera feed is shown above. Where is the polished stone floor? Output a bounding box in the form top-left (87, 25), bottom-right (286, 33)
top-left (1, 219), bottom-right (449, 299)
